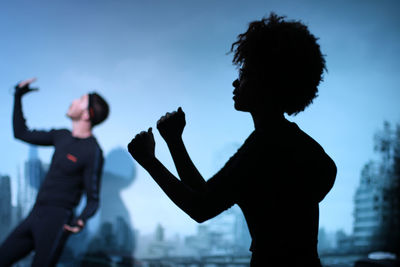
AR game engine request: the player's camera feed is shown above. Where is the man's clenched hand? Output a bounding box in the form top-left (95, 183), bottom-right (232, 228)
top-left (15, 77), bottom-right (38, 97)
top-left (63, 219), bottom-right (85, 234)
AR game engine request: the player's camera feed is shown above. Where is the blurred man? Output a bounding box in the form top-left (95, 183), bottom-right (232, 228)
top-left (0, 78), bottom-right (109, 267)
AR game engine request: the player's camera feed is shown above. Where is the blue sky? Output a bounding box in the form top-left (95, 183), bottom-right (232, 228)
top-left (0, 0), bottom-right (399, 237)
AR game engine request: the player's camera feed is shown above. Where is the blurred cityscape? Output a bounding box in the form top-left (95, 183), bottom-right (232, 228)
top-left (0, 121), bottom-right (399, 266)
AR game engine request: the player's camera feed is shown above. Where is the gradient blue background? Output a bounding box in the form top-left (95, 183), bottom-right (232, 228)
top-left (0, 0), bottom-right (399, 238)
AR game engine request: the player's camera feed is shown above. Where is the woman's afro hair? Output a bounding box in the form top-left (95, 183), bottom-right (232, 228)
top-left (231, 13), bottom-right (326, 115)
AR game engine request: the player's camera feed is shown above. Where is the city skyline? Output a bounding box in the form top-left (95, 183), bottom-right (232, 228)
top-left (0, 127), bottom-right (398, 265)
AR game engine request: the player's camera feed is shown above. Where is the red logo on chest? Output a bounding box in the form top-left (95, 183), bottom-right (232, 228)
top-left (67, 153), bottom-right (78, 163)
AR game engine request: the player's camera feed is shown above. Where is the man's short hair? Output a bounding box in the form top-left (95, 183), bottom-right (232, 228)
top-left (88, 92), bottom-right (109, 127)
top-left (230, 12), bottom-right (326, 115)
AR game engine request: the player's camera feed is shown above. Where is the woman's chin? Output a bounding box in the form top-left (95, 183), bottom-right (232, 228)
top-left (234, 102), bottom-right (248, 112)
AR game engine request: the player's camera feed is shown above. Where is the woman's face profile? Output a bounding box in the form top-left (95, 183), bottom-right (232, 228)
top-left (232, 66), bottom-right (260, 112)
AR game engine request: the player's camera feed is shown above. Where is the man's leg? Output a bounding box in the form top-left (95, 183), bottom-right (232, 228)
top-left (0, 215), bottom-right (35, 266)
top-left (31, 206), bottom-right (73, 267)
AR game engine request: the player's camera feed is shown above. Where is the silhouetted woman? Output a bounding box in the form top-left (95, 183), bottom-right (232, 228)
top-left (128, 13), bottom-right (337, 267)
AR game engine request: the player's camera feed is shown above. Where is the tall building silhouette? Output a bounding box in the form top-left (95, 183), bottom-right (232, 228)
top-left (16, 145), bottom-right (46, 219)
top-left (351, 122), bottom-right (400, 253)
top-left (25, 145), bottom-right (45, 189)
top-left (0, 175), bottom-right (12, 243)
top-left (353, 162), bottom-right (380, 250)
top-left (353, 160), bottom-right (397, 251)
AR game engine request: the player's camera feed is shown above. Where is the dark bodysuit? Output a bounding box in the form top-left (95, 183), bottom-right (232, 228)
top-left (0, 94), bottom-right (104, 267)
top-left (199, 120), bottom-right (336, 267)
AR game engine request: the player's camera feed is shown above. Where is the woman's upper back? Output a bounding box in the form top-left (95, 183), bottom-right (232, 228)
top-left (207, 119), bottom-right (336, 256)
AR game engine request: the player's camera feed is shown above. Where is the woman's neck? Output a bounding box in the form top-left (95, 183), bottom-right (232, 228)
top-left (251, 110), bottom-right (285, 130)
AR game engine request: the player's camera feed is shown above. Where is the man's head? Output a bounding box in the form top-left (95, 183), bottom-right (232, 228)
top-left (231, 13), bottom-right (326, 115)
top-left (88, 92), bottom-right (109, 126)
top-left (67, 92), bottom-right (109, 127)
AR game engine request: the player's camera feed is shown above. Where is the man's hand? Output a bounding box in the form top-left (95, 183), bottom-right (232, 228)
top-left (15, 77), bottom-right (39, 97)
top-left (128, 127), bottom-right (156, 167)
top-left (157, 107), bottom-right (186, 143)
top-left (63, 219), bottom-right (85, 234)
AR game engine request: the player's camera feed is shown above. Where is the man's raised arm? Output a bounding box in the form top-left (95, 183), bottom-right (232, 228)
top-left (13, 78), bottom-right (55, 146)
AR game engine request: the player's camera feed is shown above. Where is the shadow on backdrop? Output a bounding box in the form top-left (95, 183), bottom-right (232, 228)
top-left (63, 147), bottom-right (137, 266)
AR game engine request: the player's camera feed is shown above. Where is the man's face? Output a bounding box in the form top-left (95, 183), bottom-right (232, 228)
top-left (66, 94), bottom-right (89, 121)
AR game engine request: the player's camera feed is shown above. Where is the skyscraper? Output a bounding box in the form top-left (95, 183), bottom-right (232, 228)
top-left (0, 175), bottom-right (12, 243)
top-left (17, 145), bottom-right (46, 218)
top-left (352, 122), bottom-right (400, 253)
top-left (353, 161), bottom-right (398, 251)
top-left (25, 145), bottom-right (45, 189)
